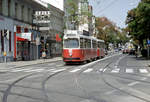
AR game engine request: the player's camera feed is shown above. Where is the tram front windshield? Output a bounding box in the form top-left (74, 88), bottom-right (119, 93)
top-left (64, 38), bottom-right (79, 48)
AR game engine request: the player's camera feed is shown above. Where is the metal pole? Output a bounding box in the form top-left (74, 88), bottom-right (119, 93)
top-left (4, 37), bottom-right (7, 63)
top-left (37, 45), bottom-right (38, 60)
top-left (148, 45), bottom-right (150, 59)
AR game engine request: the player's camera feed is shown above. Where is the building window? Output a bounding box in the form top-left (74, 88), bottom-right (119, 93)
top-left (21, 5), bottom-right (24, 21)
top-left (0, 0), bottom-right (2, 14)
top-left (8, 0), bottom-right (11, 16)
top-left (1, 30), bottom-right (4, 52)
top-left (15, 3), bottom-right (18, 19)
top-left (9, 31), bottom-right (11, 52)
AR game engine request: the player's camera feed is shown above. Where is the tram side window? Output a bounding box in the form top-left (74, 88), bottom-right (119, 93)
top-left (80, 38), bottom-right (84, 48)
top-left (87, 39), bottom-right (91, 48)
top-left (84, 39), bottom-right (88, 48)
top-left (98, 42), bottom-right (100, 48)
top-left (92, 40), bottom-right (97, 48)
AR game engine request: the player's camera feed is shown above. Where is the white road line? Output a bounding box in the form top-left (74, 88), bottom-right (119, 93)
top-left (139, 69), bottom-right (148, 73)
top-left (24, 69), bottom-right (44, 72)
top-left (83, 68), bottom-right (93, 73)
top-left (99, 68), bottom-right (103, 72)
top-left (70, 69), bottom-right (81, 73)
top-left (56, 65), bottom-right (63, 67)
top-left (126, 69), bottom-right (133, 73)
top-left (0, 69), bottom-right (9, 72)
top-left (128, 81), bottom-right (140, 86)
top-left (47, 69), bottom-right (56, 71)
top-left (141, 77), bottom-right (147, 80)
top-left (111, 68), bottom-right (120, 73)
top-left (103, 68), bottom-right (107, 72)
top-left (105, 90), bottom-right (116, 95)
top-left (51, 69), bottom-right (66, 72)
top-left (10, 68), bottom-right (33, 72)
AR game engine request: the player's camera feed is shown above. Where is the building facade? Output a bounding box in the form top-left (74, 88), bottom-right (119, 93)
top-left (33, 2), bottom-right (64, 57)
top-left (0, 0), bottom-right (47, 62)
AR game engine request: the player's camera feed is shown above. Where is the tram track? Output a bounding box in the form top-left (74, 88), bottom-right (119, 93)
top-left (100, 57), bottom-right (150, 102)
top-left (66, 55), bottom-right (122, 102)
top-left (0, 63), bottom-right (83, 102)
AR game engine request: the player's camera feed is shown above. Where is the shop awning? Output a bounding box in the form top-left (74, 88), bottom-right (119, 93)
top-left (17, 37), bottom-right (28, 41)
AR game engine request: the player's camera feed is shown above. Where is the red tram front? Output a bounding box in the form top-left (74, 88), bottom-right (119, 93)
top-left (63, 30), bottom-right (105, 64)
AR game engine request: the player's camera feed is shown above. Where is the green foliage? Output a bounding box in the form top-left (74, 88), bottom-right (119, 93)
top-left (126, 0), bottom-right (150, 47)
top-left (96, 17), bottom-right (129, 46)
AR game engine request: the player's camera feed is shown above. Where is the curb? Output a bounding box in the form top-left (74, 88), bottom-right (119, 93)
top-left (1, 58), bottom-right (62, 69)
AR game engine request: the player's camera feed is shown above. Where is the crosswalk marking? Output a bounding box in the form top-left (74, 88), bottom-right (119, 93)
top-left (83, 68), bottom-right (93, 73)
top-left (70, 69), bottom-right (81, 73)
top-left (10, 68), bottom-right (33, 72)
top-left (24, 69), bottom-right (44, 72)
top-left (99, 68), bottom-right (103, 72)
top-left (139, 69), bottom-right (148, 73)
top-left (111, 68), bottom-right (120, 73)
top-left (51, 69), bottom-right (66, 72)
top-left (0, 67), bottom-right (149, 74)
top-left (126, 69), bottom-right (133, 73)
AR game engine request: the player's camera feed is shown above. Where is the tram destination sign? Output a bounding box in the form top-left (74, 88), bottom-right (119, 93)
top-left (33, 11), bottom-right (51, 24)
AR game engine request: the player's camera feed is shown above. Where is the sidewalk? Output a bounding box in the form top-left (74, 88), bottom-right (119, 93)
top-left (0, 57), bottom-right (62, 69)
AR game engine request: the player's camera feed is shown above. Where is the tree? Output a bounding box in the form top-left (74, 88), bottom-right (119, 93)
top-left (126, 0), bottom-right (150, 47)
top-left (65, 0), bottom-right (79, 30)
top-left (96, 17), bottom-right (128, 47)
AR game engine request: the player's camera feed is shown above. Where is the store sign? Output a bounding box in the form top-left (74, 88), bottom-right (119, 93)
top-left (33, 11), bottom-right (51, 24)
top-left (21, 33), bottom-right (32, 41)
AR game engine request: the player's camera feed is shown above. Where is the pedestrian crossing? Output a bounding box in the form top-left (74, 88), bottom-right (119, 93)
top-left (0, 67), bottom-right (149, 74)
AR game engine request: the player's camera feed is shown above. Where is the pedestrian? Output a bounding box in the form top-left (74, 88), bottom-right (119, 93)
top-left (42, 50), bottom-right (46, 61)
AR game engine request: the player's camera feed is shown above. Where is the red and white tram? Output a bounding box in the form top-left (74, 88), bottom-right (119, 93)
top-left (63, 30), bottom-right (105, 64)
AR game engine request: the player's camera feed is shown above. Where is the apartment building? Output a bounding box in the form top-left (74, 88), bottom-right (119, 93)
top-left (0, 0), bottom-right (47, 62)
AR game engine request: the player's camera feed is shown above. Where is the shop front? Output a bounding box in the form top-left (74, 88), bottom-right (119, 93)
top-left (16, 36), bottom-right (30, 61)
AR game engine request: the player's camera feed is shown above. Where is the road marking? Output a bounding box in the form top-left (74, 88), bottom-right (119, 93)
top-left (83, 68), bottom-right (93, 73)
top-left (10, 68), bottom-right (33, 72)
top-left (51, 69), bottom-right (66, 72)
top-left (103, 68), bottom-right (107, 72)
top-left (128, 81), bottom-right (140, 86)
top-left (99, 68), bottom-right (103, 72)
top-left (111, 68), bottom-right (120, 73)
top-left (24, 69), bottom-right (44, 72)
top-left (70, 69), bottom-right (81, 73)
top-left (139, 69), bottom-right (148, 73)
top-left (141, 77), bottom-right (147, 80)
top-left (47, 69), bottom-right (56, 71)
top-left (0, 69), bottom-right (9, 72)
top-left (126, 69), bottom-right (133, 73)
top-left (56, 65), bottom-right (63, 67)
top-left (79, 53), bottom-right (122, 69)
top-left (105, 90), bottom-right (116, 95)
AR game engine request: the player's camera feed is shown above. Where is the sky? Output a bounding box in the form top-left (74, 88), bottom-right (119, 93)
top-left (35, 0), bottom-right (140, 28)
top-left (89, 0), bottom-right (141, 28)
top-left (34, 0), bottom-right (64, 11)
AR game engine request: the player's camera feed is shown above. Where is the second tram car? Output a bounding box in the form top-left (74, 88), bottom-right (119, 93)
top-left (63, 30), bottom-right (105, 64)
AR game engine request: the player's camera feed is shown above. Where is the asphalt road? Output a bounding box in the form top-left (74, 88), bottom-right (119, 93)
top-left (0, 53), bottom-right (150, 102)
